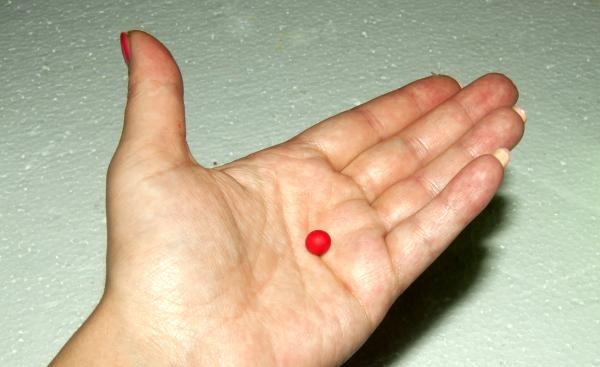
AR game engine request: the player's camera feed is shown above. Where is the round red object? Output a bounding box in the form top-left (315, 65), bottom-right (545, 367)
top-left (305, 230), bottom-right (331, 256)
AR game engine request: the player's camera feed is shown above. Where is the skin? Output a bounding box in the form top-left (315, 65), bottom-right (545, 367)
top-left (50, 30), bottom-right (525, 366)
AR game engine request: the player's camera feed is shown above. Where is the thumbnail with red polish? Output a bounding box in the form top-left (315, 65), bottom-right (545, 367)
top-left (120, 32), bottom-right (131, 66)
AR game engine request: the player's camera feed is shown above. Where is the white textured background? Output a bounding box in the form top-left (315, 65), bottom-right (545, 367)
top-left (1, 1), bottom-right (599, 366)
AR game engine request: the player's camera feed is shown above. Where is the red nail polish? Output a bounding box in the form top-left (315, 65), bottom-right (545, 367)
top-left (120, 32), bottom-right (130, 66)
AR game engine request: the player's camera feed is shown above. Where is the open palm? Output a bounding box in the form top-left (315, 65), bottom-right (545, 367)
top-left (52, 31), bottom-right (525, 367)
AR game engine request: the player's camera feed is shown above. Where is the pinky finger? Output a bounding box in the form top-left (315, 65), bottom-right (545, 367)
top-left (386, 149), bottom-right (509, 293)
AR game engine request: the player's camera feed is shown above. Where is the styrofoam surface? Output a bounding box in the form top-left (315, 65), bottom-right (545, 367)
top-left (1, 1), bottom-right (598, 365)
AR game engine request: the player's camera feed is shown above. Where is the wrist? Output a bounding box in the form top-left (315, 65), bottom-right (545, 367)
top-left (50, 296), bottom-right (181, 366)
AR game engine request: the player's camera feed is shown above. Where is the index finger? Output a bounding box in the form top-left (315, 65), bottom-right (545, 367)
top-left (289, 75), bottom-right (461, 170)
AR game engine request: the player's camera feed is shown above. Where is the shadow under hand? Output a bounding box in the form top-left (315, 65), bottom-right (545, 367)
top-left (343, 195), bottom-right (508, 367)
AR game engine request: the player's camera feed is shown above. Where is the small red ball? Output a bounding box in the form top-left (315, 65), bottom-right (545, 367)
top-left (305, 230), bottom-right (331, 256)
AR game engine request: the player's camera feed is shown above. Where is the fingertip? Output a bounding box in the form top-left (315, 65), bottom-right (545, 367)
top-left (408, 74), bottom-right (462, 112)
top-left (125, 30), bottom-right (183, 86)
top-left (492, 148), bottom-right (511, 168)
top-left (481, 72), bottom-right (519, 102)
top-left (121, 29), bottom-right (184, 103)
top-left (458, 154), bottom-right (506, 206)
top-left (473, 153), bottom-right (507, 190)
top-left (418, 73), bottom-right (462, 94)
top-left (432, 74), bottom-right (462, 90)
top-left (482, 72), bottom-right (516, 88)
top-left (512, 105), bottom-right (527, 123)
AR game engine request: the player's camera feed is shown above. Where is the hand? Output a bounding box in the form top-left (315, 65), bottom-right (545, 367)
top-left (51, 31), bottom-right (525, 366)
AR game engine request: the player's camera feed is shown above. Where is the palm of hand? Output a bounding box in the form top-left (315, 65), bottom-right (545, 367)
top-left (99, 31), bottom-right (523, 367)
top-left (107, 140), bottom-right (395, 365)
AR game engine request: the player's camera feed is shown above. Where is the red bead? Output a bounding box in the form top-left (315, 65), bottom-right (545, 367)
top-left (305, 230), bottom-right (331, 256)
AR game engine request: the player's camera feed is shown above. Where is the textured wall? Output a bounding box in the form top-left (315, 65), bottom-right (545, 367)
top-left (1, 0), bottom-right (598, 365)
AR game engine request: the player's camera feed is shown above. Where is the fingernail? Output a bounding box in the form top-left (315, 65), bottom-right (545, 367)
top-left (512, 105), bottom-right (527, 123)
top-left (492, 148), bottom-right (510, 168)
top-left (120, 32), bottom-right (131, 66)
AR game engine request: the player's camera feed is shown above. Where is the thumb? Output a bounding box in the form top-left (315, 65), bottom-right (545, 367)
top-left (118, 30), bottom-right (190, 161)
